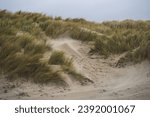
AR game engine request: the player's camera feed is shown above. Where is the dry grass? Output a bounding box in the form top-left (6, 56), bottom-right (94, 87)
top-left (0, 10), bottom-right (150, 85)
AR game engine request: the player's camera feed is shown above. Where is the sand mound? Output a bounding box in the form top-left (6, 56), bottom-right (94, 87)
top-left (0, 38), bottom-right (150, 99)
top-left (50, 38), bottom-right (82, 58)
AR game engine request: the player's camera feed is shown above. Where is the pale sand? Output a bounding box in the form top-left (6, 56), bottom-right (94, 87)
top-left (0, 38), bottom-right (150, 100)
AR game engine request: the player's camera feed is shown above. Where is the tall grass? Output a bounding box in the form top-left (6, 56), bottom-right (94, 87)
top-left (0, 10), bottom-right (150, 85)
top-left (48, 51), bottom-right (88, 84)
top-left (49, 51), bottom-right (73, 68)
top-left (0, 11), bottom-right (66, 84)
top-left (70, 27), bottom-right (97, 41)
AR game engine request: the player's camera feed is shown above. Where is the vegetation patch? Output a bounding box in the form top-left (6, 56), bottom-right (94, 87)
top-left (0, 10), bottom-right (150, 85)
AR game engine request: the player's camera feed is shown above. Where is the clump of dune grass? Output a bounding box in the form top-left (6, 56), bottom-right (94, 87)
top-left (0, 11), bottom-right (67, 85)
top-left (49, 51), bottom-right (74, 76)
top-left (117, 40), bottom-right (150, 67)
top-left (0, 33), bottom-right (64, 84)
top-left (49, 51), bottom-right (73, 66)
top-left (70, 27), bottom-right (97, 41)
top-left (48, 51), bottom-right (91, 84)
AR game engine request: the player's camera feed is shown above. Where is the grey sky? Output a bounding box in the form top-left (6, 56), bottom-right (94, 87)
top-left (0, 0), bottom-right (150, 22)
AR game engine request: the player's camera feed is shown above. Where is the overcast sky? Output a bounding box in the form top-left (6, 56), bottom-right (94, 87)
top-left (0, 0), bottom-right (150, 22)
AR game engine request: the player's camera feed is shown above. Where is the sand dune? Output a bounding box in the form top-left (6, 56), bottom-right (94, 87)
top-left (0, 38), bottom-right (150, 99)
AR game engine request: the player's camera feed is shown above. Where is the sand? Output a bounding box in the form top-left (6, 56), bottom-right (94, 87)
top-left (0, 38), bottom-right (150, 100)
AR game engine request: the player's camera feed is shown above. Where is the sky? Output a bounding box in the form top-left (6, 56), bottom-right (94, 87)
top-left (0, 0), bottom-right (150, 22)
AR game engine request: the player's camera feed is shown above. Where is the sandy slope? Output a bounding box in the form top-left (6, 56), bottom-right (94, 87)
top-left (0, 38), bottom-right (150, 100)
